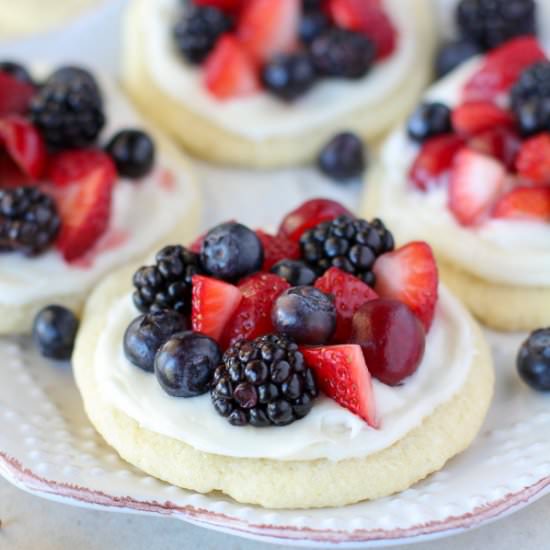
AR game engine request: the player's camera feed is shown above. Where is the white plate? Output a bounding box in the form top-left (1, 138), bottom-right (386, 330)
top-left (0, 329), bottom-right (549, 548)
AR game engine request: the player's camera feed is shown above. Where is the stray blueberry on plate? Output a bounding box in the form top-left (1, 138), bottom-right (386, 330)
top-left (517, 328), bottom-right (550, 392)
top-left (32, 305), bottom-right (79, 361)
top-left (318, 132), bottom-right (366, 182)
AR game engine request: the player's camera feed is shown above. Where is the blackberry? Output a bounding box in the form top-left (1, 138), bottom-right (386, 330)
top-left (299, 10), bottom-right (331, 45)
top-left (310, 28), bottom-right (376, 79)
top-left (211, 334), bottom-right (318, 427)
top-left (262, 53), bottom-right (317, 101)
top-left (132, 245), bottom-right (203, 315)
top-left (299, 216), bottom-right (394, 286)
top-left (45, 66), bottom-right (101, 101)
top-left (456, 0), bottom-right (536, 50)
top-left (173, 5), bottom-right (233, 64)
top-left (0, 60), bottom-right (34, 85)
top-left (30, 79), bottom-right (105, 149)
top-left (0, 187), bottom-right (60, 256)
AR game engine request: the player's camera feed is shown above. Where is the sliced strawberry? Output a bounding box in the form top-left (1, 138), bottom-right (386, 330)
top-left (222, 273), bottom-right (290, 349)
top-left (191, 275), bottom-right (243, 341)
top-left (314, 267), bottom-right (378, 343)
top-left (409, 134), bottom-right (464, 191)
top-left (0, 72), bottom-right (35, 116)
top-left (278, 198), bottom-right (353, 242)
top-left (449, 148), bottom-right (507, 226)
top-left (468, 126), bottom-right (521, 170)
top-left (237, 0), bottom-right (300, 63)
top-left (515, 133), bottom-right (550, 186)
top-left (492, 186), bottom-right (550, 221)
top-left (204, 36), bottom-right (260, 100)
top-left (54, 153), bottom-right (117, 262)
top-left (451, 102), bottom-right (515, 137)
top-left (256, 230), bottom-right (300, 271)
top-left (48, 149), bottom-right (117, 188)
top-left (0, 116), bottom-right (46, 183)
top-left (373, 242), bottom-right (439, 330)
top-left (301, 344), bottom-right (378, 427)
top-left (463, 37), bottom-right (547, 103)
top-left (194, 0), bottom-right (245, 14)
top-left (328, 0), bottom-right (397, 59)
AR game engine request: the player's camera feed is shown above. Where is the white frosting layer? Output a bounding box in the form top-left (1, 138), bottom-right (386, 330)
top-left (94, 286), bottom-right (475, 462)
top-left (374, 59), bottom-right (550, 287)
top-left (139, 0), bottom-right (423, 140)
top-left (0, 74), bottom-right (197, 306)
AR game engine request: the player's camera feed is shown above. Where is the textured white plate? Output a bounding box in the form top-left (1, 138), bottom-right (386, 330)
top-left (0, 329), bottom-right (549, 548)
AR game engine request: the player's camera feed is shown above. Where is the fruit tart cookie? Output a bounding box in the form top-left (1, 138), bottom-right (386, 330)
top-left (0, 63), bottom-right (200, 334)
top-left (363, 37), bottom-right (550, 332)
top-left (122, 0), bottom-right (435, 168)
top-left (74, 199), bottom-right (494, 509)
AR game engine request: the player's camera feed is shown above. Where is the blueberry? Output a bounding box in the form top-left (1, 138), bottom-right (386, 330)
top-left (407, 102), bottom-right (452, 143)
top-left (201, 222), bottom-right (264, 281)
top-left (272, 286), bottom-right (336, 345)
top-left (318, 132), bottom-right (366, 182)
top-left (123, 310), bottom-right (186, 372)
top-left (0, 61), bottom-right (34, 85)
top-left (435, 39), bottom-right (482, 78)
top-left (32, 305), bottom-right (79, 361)
top-left (517, 328), bottom-right (550, 391)
top-left (106, 129), bottom-right (156, 179)
top-left (299, 10), bottom-right (331, 44)
top-left (262, 53), bottom-right (317, 101)
top-left (271, 259), bottom-right (317, 286)
top-left (155, 331), bottom-right (221, 397)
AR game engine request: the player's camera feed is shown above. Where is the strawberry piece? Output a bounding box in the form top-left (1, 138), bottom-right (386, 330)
top-left (328, 0), bottom-right (397, 59)
top-left (515, 134), bottom-right (550, 186)
top-left (54, 153), bottom-right (117, 262)
top-left (409, 134), bottom-right (464, 191)
top-left (301, 344), bottom-right (378, 427)
top-left (373, 242), bottom-right (439, 330)
top-left (449, 148), bottom-right (507, 226)
top-left (0, 72), bottom-right (35, 116)
top-left (0, 116), bottom-right (46, 183)
top-left (492, 186), bottom-right (550, 221)
top-left (256, 230), bottom-right (300, 271)
top-left (194, 0), bottom-right (245, 13)
top-left (237, 0), bottom-right (300, 63)
top-left (468, 126), bottom-right (521, 170)
top-left (278, 198), bottom-right (353, 242)
top-left (463, 37), bottom-right (547, 103)
top-left (204, 36), bottom-right (260, 100)
top-left (451, 102), bottom-right (515, 137)
top-left (191, 275), bottom-right (243, 341)
top-left (48, 149), bottom-right (117, 188)
top-left (222, 273), bottom-right (290, 349)
top-left (314, 267), bottom-right (378, 343)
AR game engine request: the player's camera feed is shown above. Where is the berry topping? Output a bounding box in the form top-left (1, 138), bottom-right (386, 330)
top-left (255, 229), bottom-right (300, 271)
top-left (517, 328), bottom-right (550, 392)
top-left (301, 344), bottom-right (377, 426)
top-left (317, 132), bottom-right (366, 181)
top-left (105, 129), bottom-right (156, 179)
top-left (0, 61), bottom-right (33, 85)
top-left (191, 275), bottom-right (243, 341)
top-left (54, 151), bottom-right (117, 262)
top-left (314, 267), bottom-right (378, 343)
top-left (277, 198), bottom-right (353, 243)
top-left (409, 134), bottom-right (464, 191)
top-left (47, 148), bottom-right (114, 188)
top-left (271, 259), bottom-right (317, 286)
top-left (299, 215), bottom-right (394, 285)
top-left (468, 126), bottom-right (521, 169)
top-left (237, 0), bottom-right (300, 63)
top-left (299, 9), bottom-right (331, 44)
top-left (310, 28), bottom-right (375, 79)
top-left (435, 39), bottom-right (481, 79)
top-left (373, 242), bottom-right (439, 330)
top-left (222, 272), bottom-right (290, 348)
top-left (212, 334), bottom-right (318, 426)
top-left (350, 298), bottom-right (425, 386)
top-left (457, 0), bottom-right (536, 50)
top-left (407, 103), bottom-right (452, 143)
top-left (45, 66), bottom-right (102, 99)
top-left (194, 0), bottom-right (244, 13)
top-left (32, 305), bottom-right (79, 361)
top-left (492, 186), bottom-right (550, 221)
top-left (133, 245), bottom-right (203, 315)
top-left (173, 5), bottom-right (234, 64)
top-left (123, 310), bottom-right (187, 372)
top-left (204, 35), bottom-right (260, 100)
top-left (515, 133), bottom-right (550, 185)
top-left (261, 53), bottom-right (317, 101)
top-left (272, 286), bottom-right (336, 345)
top-left (451, 101), bottom-right (514, 137)
top-left (155, 332), bottom-right (221, 397)
top-left (0, 187), bottom-right (60, 255)
top-left (448, 148), bottom-right (507, 226)
top-left (0, 72), bottom-right (35, 117)
top-left (201, 221), bottom-right (264, 281)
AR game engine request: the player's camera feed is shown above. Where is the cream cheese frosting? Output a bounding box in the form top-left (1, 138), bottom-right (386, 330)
top-left (94, 286), bottom-right (475, 462)
top-left (139, 0), bottom-right (424, 140)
